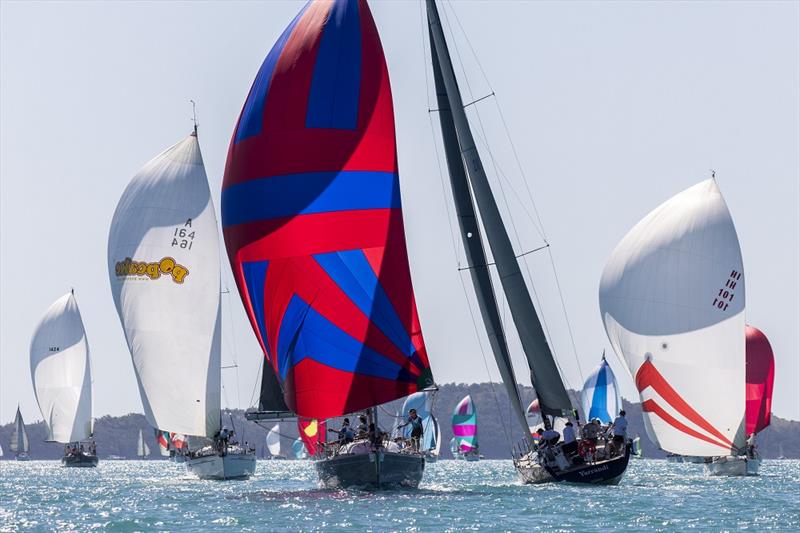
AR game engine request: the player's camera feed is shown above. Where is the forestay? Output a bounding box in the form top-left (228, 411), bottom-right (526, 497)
top-left (108, 133), bottom-right (221, 438)
top-left (600, 179), bottom-right (746, 456)
top-left (30, 292), bottom-right (93, 443)
top-left (222, 0), bottom-right (433, 419)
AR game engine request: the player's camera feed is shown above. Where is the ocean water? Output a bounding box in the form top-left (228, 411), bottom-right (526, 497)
top-left (1, 459), bottom-right (797, 532)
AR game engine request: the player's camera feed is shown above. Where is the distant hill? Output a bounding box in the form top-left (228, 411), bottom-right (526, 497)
top-left (1, 383), bottom-right (796, 460)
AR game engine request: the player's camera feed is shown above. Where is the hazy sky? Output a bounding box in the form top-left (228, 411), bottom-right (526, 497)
top-left (1, 0), bottom-right (798, 425)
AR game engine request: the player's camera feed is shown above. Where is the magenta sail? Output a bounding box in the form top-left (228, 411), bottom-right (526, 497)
top-left (745, 325), bottom-right (775, 436)
top-left (452, 395), bottom-right (478, 452)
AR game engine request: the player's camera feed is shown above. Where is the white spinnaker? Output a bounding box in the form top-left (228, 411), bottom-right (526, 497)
top-left (599, 179), bottom-right (746, 456)
top-left (267, 424), bottom-right (281, 457)
top-left (108, 134), bottom-right (221, 438)
top-left (30, 292), bottom-right (93, 443)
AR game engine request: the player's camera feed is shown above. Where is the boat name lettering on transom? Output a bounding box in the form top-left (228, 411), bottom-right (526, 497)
top-left (712, 269), bottom-right (741, 311)
top-left (171, 218), bottom-right (196, 250)
top-left (114, 257), bottom-right (189, 283)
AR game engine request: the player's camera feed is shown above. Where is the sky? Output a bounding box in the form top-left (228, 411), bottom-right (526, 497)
top-left (1, 0), bottom-right (798, 425)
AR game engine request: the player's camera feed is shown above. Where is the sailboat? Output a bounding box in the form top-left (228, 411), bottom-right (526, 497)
top-left (30, 291), bottom-right (98, 467)
top-left (449, 437), bottom-right (461, 460)
top-left (266, 424), bottom-right (286, 460)
top-left (137, 429), bottom-right (151, 459)
top-left (108, 126), bottom-right (255, 480)
top-left (632, 436), bottom-right (643, 459)
top-left (156, 430), bottom-right (171, 458)
top-left (292, 438), bottom-right (308, 460)
top-left (600, 178), bottom-right (754, 476)
top-left (706, 324), bottom-right (775, 475)
top-left (452, 396), bottom-right (480, 461)
top-left (425, 0), bottom-right (629, 485)
top-left (424, 414), bottom-right (442, 462)
top-left (397, 391), bottom-right (439, 462)
top-left (10, 406), bottom-right (30, 461)
top-left (223, 0), bottom-right (435, 489)
top-left (580, 353), bottom-right (620, 424)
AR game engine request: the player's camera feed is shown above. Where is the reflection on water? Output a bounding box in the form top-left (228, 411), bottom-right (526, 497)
top-left (1, 459), bottom-right (797, 531)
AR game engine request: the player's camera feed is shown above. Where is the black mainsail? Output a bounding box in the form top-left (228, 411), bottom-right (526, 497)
top-left (426, 0), bottom-right (572, 418)
top-left (428, 25), bottom-right (531, 441)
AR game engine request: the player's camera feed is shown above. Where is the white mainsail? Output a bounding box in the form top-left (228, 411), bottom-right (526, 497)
top-left (137, 428), bottom-right (150, 457)
top-left (599, 179), bottom-right (746, 456)
top-left (30, 292), bottom-right (93, 443)
top-left (108, 133), bottom-right (221, 438)
top-left (10, 406), bottom-right (29, 454)
top-left (266, 424), bottom-right (281, 457)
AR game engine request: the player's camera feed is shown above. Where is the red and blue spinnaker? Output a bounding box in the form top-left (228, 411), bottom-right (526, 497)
top-left (222, 0), bottom-right (433, 419)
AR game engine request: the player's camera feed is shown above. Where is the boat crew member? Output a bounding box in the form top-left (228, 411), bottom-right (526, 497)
top-left (398, 409), bottom-right (423, 451)
top-left (746, 433), bottom-right (757, 458)
top-left (356, 415), bottom-right (369, 437)
top-left (562, 421), bottom-right (578, 458)
top-left (542, 427), bottom-right (560, 447)
top-left (579, 420), bottom-right (599, 460)
top-left (328, 418), bottom-right (354, 444)
top-left (610, 410), bottom-right (628, 455)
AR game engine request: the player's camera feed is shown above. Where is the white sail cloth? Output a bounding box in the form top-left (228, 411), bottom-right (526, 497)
top-left (137, 429), bottom-right (150, 457)
top-left (267, 424), bottom-right (281, 457)
top-left (108, 134), bottom-right (221, 438)
top-left (599, 179), bottom-right (746, 456)
top-left (11, 407), bottom-right (29, 453)
top-left (30, 292), bottom-right (93, 443)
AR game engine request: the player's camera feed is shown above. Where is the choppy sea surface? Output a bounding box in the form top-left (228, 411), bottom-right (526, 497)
top-left (1, 459), bottom-right (798, 532)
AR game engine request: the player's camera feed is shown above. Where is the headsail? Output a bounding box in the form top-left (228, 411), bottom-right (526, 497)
top-left (137, 428), bottom-right (150, 457)
top-left (108, 133), bottom-right (221, 438)
top-left (745, 325), bottom-right (774, 435)
top-left (292, 437), bottom-right (308, 459)
top-left (267, 424), bottom-right (282, 457)
top-left (10, 407), bottom-right (29, 454)
top-left (30, 292), bottom-right (93, 443)
top-left (222, 0), bottom-right (433, 419)
top-left (452, 395), bottom-right (478, 453)
top-left (580, 354), bottom-right (620, 424)
top-left (599, 179), bottom-right (746, 456)
top-left (426, 0), bottom-right (571, 419)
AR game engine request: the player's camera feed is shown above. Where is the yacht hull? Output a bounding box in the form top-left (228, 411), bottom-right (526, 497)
top-left (316, 450), bottom-right (424, 489)
top-left (705, 455), bottom-right (760, 476)
top-left (62, 452), bottom-right (99, 468)
top-left (185, 452), bottom-right (256, 480)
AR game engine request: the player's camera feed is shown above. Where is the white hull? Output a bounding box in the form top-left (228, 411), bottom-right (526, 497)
top-left (704, 455), bottom-right (760, 476)
top-left (185, 452), bottom-right (256, 480)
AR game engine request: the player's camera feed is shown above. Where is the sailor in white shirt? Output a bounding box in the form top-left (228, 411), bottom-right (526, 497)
top-left (562, 421), bottom-right (578, 457)
top-left (610, 410), bottom-right (628, 455)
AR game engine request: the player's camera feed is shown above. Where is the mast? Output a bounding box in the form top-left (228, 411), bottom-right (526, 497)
top-left (426, 0), bottom-right (572, 418)
top-left (427, 11), bottom-right (530, 443)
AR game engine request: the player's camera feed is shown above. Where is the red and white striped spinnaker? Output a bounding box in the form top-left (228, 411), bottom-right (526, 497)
top-left (599, 179), bottom-right (746, 457)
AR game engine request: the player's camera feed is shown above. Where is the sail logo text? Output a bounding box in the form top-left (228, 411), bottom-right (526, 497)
top-left (115, 257), bottom-right (189, 284)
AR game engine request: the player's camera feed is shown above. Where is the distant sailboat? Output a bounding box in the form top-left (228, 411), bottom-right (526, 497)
top-left (137, 429), bottom-right (151, 459)
top-left (449, 437), bottom-right (461, 460)
top-left (426, 0), bottom-right (629, 485)
top-left (580, 353), bottom-right (620, 424)
top-left (156, 430), bottom-right (171, 457)
top-left (632, 437), bottom-right (643, 459)
top-left (452, 396), bottom-right (480, 461)
top-left (424, 414), bottom-right (441, 462)
top-left (30, 291), bottom-right (98, 467)
top-left (224, 0), bottom-right (435, 489)
top-left (600, 179), bottom-right (755, 476)
top-left (266, 424), bottom-right (285, 460)
top-left (108, 126), bottom-right (255, 480)
top-left (10, 406), bottom-right (30, 461)
top-left (292, 438), bottom-right (308, 460)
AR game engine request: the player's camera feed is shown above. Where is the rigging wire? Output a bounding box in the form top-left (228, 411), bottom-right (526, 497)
top-left (419, 0), bottom-right (513, 451)
top-left (442, 0), bottom-right (585, 388)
